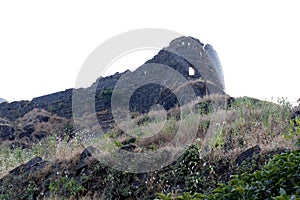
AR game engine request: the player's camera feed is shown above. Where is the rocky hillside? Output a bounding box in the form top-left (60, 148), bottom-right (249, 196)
top-left (1, 36), bottom-right (298, 199)
top-left (0, 95), bottom-right (299, 199)
top-left (0, 36), bottom-right (225, 150)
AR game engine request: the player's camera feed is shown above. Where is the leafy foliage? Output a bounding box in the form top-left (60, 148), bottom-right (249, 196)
top-left (157, 149), bottom-right (300, 199)
top-left (49, 176), bottom-right (87, 198)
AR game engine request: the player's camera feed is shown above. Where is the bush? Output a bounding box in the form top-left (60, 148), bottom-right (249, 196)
top-left (157, 149), bottom-right (300, 199)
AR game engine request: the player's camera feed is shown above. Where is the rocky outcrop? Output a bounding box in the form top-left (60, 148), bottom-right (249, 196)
top-left (0, 109), bottom-right (72, 148)
top-left (0, 100), bottom-right (31, 121)
top-left (236, 145), bottom-right (261, 166)
top-left (131, 36), bottom-right (225, 113)
top-left (0, 123), bottom-right (15, 141)
top-left (0, 36), bottom-right (226, 147)
top-left (9, 156), bottom-right (48, 176)
top-left (0, 90), bottom-right (73, 121)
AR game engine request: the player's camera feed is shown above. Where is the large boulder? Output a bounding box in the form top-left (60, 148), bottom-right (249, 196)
top-left (236, 145), bottom-right (261, 166)
top-left (0, 119), bottom-right (15, 141)
top-left (9, 156), bottom-right (47, 176)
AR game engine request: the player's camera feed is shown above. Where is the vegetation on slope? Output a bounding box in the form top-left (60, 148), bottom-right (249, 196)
top-left (157, 148), bottom-right (300, 199)
top-left (0, 96), bottom-right (299, 199)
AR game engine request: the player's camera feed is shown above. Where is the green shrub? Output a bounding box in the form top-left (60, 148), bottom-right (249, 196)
top-left (284, 117), bottom-right (300, 146)
top-left (49, 176), bottom-right (86, 197)
top-left (157, 149), bottom-right (300, 200)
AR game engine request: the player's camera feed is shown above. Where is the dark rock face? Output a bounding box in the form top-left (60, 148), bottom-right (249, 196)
top-left (163, 36), bottom-right (224, 90)
top-left (76, 146), bottom-right (99, 172)
top-left (0, 109), bottom-right (71, 147)
top-left (0, 90), bottom-right (73, 121)
top-left (19, 124), bottom-right (35, 139)
top-left (120, 143), bottom-right (137, 152)
top-left (9, 141), bottom-right (27, 150)
top-left (129, 83), bottom-right (179, 113)
top-left (0, 100), bottom-right (31, 121)
top-left (0, 36), bottom-right (225, 119)
top-left (31, 89), bottom-right (73, 119)
top-left (0, 124), bottom-right (15, 141)
top-left (34, 131), bottom-right (48, 140)
top-left (35, 114), bottom-right (50, 123)
top-left (92, 36), bottom-right (225, 119)
top-left (80, 147), bottom-right (94, 160)
top-left (0, 36), bottom-right (226, 146)
top-left (9, 156), bottom-right (47, 176)
top-left (236, 145), bottom-right (261, 166)
top-left (136, 36), bottom-right (225, 113)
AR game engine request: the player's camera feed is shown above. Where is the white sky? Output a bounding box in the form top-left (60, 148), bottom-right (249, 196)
top-left (0, 1), bottom-right (299, 104)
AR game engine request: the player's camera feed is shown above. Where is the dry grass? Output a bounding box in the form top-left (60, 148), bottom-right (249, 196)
top-left (89, 95), bottom-right (296, 168)
top-left (0, 94), bottom-right (297, 181)
top-left (0, 132), bottom-right (84, 178)
top-left (1, 95), bottom-right (299, 200)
